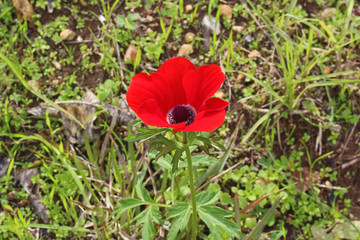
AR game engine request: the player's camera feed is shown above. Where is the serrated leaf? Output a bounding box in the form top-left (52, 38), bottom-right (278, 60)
top-left (156, 154), bottom-right (173, 172)
top-left (195, 136), bottom-right (226, 151)
top-left (195, 191), bottom-right (220, 206)
top-left (178, 154), bottom-right (218, 169)
top-left (172, 147), bottom-right (184, 173)
top-left (166, 202), bottom-right (189, 219)
top-left (125, 128), bottom-right (168, 142)
top-left (135, 182), bottom-right (153, 203)
top-left (198, 205), bottom-right (242, 239)
top-left (167, 208), bottom-right (191, 240)
top-left (154, 144), bottom-right (177, 160)
top-left (111, 198), bottom-right (146, 221)
top-left (136, 208), bottom-right (155, 240)
top-left (136, 206), bottom-right (162, 240)
top-left (114, 198), bottom-right (144, 214)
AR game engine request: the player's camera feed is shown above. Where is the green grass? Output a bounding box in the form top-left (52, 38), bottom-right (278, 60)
top-left (0, 0), bottom-right (360, 239)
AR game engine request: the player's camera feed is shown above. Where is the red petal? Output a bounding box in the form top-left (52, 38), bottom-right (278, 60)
top-left (183, 64), bottom-right (225, 110)
top-left (157, 57), bottom-right (196, 106)
top-left (135, 99), bottom-right (188, 130)
top-left (127, 57), bottom-right (195, 116)
top-left (181, 98), bottom-right (228, 132)
top-left (127, 72), bottom-right (184, 115)
top-left (204, 97), bottom-right (229, 110)
top-left (135, 99), bottom-right (170, 127)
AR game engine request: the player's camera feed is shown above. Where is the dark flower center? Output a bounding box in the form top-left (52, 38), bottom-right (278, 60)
top-left (167, 105), bottom-right (196, 125)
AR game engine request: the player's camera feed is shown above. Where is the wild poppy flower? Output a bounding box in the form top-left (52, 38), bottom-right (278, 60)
top-left (126, 57), bottom-right (228, 133)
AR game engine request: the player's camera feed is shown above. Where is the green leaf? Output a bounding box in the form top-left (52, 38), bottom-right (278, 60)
top-left (195, 191), bottom-right (220, 206)
top-left (111, 198), bottom-right (146, 221)
top-left (167, 208), bottom-right (191, 240)
top-left (166, 202), bottom-right (189, 219)
top-left (172, 147), bottom-right (184, 173)
top-left (198, 205), bottom-right (242, 239)
top-left (136, 206), bottom-right (162, 240)
top-left (135, 182), bottom-right (153, 203)
top-left (125, 128), bottom-right (168, 142)
top-left (244, 194), bottom-right (283, 240)
top-left (156, 154), bottom-right (173, 172)
top-left (178, 154), bottom-right (218, 168)
top-left (114, 198), bottom-right (144, 214)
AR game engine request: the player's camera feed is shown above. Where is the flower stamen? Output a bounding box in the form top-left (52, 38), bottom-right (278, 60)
top-left (167, 105), bottom-right (196, 125)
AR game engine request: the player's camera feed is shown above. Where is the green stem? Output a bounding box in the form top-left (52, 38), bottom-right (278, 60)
top-left (183, 132), bottom-right (197, 240)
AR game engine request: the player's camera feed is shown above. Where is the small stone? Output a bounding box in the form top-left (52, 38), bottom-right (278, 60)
top-left (322, 8), bottom-right (335, 19)
top-left (141, 15), bottom-right (153, 23)
top-left (51, 60), bottom-right (61, 70)
top-left (99, 15), bottom-right (106, 23)
top-left (60, 29), bottom-right (76, 41)
top-left (146, 28), bottom-right (153, 33)
top-left (7, 191), bottom-right (16, 201)
top-left (124, 44), bottom-right (138, 62)
top-left (220, 4), bottom-right (232, 19)
top-left (323, 66), bottom-right (331, 74)
top-left (244, 34), bottom-right (254, 46)
top-left (184, 32), bottom-right (195, 43)
top-left (178, 44), bottom-right (193, 56)
top-left (237, 74), bottom-right (245, 83)
top-left (47, 1), bottom-right (54, 13)
top-left (325, 181), bottom-right (333, 189)
top-left (76, 36), bottom-right (83, 42)
top-left (202, 15), bottom-right (221, 35)
top-left (248, 50), bottom-right (261, 58)
top-left (232, 25), bottom-right (244, 33)
top-left (27, 80), bottom-right (40, 92)
top-left (185, 4), bottom-right (193, 13)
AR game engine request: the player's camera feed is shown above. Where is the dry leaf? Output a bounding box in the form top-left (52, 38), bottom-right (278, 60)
top-left (124, 44), bottom-right (138, 62)
top-left (60, 91), bottom-right (100, 144)
top-left (0, 154), bottom-right (10, 178)
top-left (12, 0), bottom-right (33, 21)
top-left (27, 91), bottom-right (135, 144)
top-left (16, 169), bottom-right (49, 223)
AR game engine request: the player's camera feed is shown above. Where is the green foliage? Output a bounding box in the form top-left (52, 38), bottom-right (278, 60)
top-left (0, 0), bottom-right (359, 239)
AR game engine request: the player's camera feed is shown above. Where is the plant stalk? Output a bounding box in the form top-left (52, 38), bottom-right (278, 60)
top-left (183, 132), bottom-right (197, 240)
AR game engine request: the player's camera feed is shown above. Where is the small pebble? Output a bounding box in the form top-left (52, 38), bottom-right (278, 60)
top-left (202, 15), bottom-right (221, 35)
top-left (76, 36), bottom-right (83, 42)
top-left (248, 50), bottom-right (261, 58)
top-left (27, 80), bottom-right (40, 92)
top-left (60, 29), bottom-right (76, 41)
top-left (321, 8), bottom-right (335, 19)
top-left (237, 73), bottom-right (245, 83)
top-left (323, 66), bottom-right (331, 74)
top-left (220, 4), bottom-right (232, 19)
top-left (184, 32), bottom-right (195, 42)
top-left (178, 44), bottom-right (193, 56)
top-left (185, 4), bottom-right (193, 13)
top-left (232, 25), bottom-right (245, 33)
top-left (99, 15), bottom-right (106, 23)
top-left (51, 60), bottom-right (61, 70)
top-left (243, 34), bottom-right (254, 46)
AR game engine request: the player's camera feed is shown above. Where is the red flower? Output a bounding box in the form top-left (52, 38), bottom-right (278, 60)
top-left (126, 57), bottom-right (228, 133)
